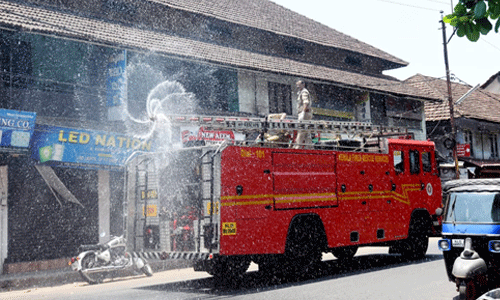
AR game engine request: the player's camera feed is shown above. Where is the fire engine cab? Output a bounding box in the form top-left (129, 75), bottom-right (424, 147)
top-left (125, 114), bottom-right (442, 277)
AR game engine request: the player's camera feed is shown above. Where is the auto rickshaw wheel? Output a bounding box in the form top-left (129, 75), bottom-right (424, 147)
top-left (459, 279), bottom-right (479, 300)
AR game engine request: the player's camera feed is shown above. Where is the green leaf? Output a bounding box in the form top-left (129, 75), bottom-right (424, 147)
top-left (463, 0), bottom-right (476, 9)
top-left (466, 23), bottom-right (481, 41)
top-left (496, 18), bottom-right (500, 32)
top-left (492, 10), bottom-right (500, 19)
top-left (493, 3), bottom-right (500, 19)
top-left (455, 3), bottom-right (467, 15)
top-left (457, 23), bottom-right (466, 37)
top-left (443, 14), bottom-right (456, 24)
top-left (478, 18), bottom-right (493, 34)
top-left (459, 16), bottom-right (470, 22)
top-left (474, 1), bottom-right (487, 19)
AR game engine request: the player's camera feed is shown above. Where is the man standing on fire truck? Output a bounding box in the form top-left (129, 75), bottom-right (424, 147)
top-left (295, 80), bottom-right (313, 148)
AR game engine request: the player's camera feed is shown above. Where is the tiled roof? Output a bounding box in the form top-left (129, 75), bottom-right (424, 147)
top-left (0, 1), bottom-right (433, 100)
top-left (151, 0), bottom-right (408, 67)
top-left (406, 74), bottom-right (500, 123)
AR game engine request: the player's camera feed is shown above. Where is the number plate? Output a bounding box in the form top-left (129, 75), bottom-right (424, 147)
top-left (452, 239), bottom-right (465, 248)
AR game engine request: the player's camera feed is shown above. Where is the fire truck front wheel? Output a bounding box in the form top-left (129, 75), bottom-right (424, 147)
top-left (398, 211), bottom-right (431, 260)
top-left (331, 246), bottom-right (358, 262)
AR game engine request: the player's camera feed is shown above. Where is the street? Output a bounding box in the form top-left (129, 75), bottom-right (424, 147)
top-left (2, 238), bottom-right (461, 300)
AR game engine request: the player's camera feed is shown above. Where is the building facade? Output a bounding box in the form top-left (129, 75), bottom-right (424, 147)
top-left (482, 72), bottom-right (500, 94)
top-left (0, 0), bottom-right (439, 272)
top-left (407, 74), bottom-right (500, 181)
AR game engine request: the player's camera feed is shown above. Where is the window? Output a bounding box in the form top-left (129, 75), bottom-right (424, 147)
top-left (490, 134), bottom-right (498, 158)
top-left (410, 150), bottom-right (420, 174)
top-left (465, 130), bottom-right (474, 157)
top-left (393, 150), bottom-right (404, 173)
top-left (268, 82), bottom-right (292, 115)
top-left (422, 152), bottom-right (432, 173)
top-left (0, 30), bottom-right (108, 120)
top-left (445, 192), bottom-right (500, 223)
top-left (0, 32), bottom-right (32, 89)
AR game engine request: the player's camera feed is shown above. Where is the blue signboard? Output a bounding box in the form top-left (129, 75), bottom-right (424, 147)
top-left (31, 125), bottom-right (154, 169)
top-left (106, 50), bottom-right (127, 107)
top-left (0, 109), bottom-right (36, 148)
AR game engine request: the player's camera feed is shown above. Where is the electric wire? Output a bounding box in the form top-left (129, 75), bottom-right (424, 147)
top-left (372, 0), bottom-right (444, 12)
top-left (482, 38), bottom-right (500, 53)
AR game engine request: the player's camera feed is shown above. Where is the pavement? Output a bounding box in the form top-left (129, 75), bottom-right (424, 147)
top-left (0, 259), bottom-right (192, 292)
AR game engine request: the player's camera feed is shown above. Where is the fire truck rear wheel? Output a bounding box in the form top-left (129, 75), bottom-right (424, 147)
top-left (285, 216), bottom-right (326, 271)
top-left (258, 256), bottom-right (281, 274)
top-left (207, 257), bottom-right (250, 278)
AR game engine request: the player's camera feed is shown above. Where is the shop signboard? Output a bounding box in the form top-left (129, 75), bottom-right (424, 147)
top-left (180, 126), bottom-right (244, 145)
top-left (0, 109), bottom-right (36, 148)
top-left (31, 125), bottom-right (154, 169)
top-left (457, 143), bottom-right (471, 157)
top-left (106, 50), bottom-right (127, 107)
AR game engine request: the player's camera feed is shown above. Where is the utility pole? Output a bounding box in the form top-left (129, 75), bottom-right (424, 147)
top-left (440, 12), bottom-right (460, 179)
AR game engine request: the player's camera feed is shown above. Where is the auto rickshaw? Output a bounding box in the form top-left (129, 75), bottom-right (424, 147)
top-left (438, 179), bottom-right (500, 300)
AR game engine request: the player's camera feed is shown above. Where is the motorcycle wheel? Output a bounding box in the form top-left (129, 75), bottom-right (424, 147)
top-left (141, 264), bottom-right (153, 277)
top-left (79, 254), bottom-right (105, 284)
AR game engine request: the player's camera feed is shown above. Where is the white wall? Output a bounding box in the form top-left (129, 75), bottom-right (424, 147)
top-left (483, 76), bottom-right (500, 94)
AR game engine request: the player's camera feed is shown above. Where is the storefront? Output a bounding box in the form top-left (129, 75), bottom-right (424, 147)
top-left (0, 108), bottom-right (36, 272)
top-left (3, 120), bottom-right (156, 270)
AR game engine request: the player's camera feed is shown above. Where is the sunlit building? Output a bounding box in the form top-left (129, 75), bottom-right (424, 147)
top-left (0, 0), bottom-right (440, 273)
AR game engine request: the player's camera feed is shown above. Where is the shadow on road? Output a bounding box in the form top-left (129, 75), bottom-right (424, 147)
top-left (137, 254), bottom-right (443, 297)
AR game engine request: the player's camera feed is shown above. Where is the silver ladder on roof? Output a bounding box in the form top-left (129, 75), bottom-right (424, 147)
top-left (165, 114), bottom-right (408, 137)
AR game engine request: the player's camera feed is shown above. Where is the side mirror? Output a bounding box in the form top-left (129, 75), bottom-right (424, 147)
top-left (435, 207), bottom-right (443, 216)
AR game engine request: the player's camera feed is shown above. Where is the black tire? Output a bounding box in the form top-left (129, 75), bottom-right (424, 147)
top-left (258, 256), bottom-right (281, 274)
top-left (142, 264), bottom-right (153, 277)
top-left (227, 258), bottom-right (251, 277)
top-left (459, 279), bottom-right (480, 300)
top-left (207, 257), bottom-right (250, 278)
top-left (285, 217), bottom-right (325, 272)
top-left (400, 213), bottom-right (430, 260)
top-left (400, 233), bottom-right (428, 260)
top-left (332, 246), bottom-right (358, 261)
top-left (79, 254), bottom-right (105, 284)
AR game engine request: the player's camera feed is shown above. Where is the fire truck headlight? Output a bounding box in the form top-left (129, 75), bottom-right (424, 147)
top-left (438, 239), bottom-right (451, 251)
top-left (489, 240), bottom-right (500, 253)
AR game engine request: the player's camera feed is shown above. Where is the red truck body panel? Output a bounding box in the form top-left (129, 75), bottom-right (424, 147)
top-left (219, 139), bottom-right (441, 256)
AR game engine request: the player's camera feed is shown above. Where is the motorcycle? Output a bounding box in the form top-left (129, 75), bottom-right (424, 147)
top-left (69, 235), bottom-right (153, 284)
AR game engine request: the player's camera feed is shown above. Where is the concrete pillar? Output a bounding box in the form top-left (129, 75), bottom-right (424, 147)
top-left (0, 166), bottom-right (7, 274)
top-left (124, 158), bottom-right (138, 251)
top-left (98, 170), bottom-right (110, 244)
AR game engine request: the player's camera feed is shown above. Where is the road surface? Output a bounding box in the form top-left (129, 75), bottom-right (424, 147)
top-left (2, 238), bottom-right (460, 300)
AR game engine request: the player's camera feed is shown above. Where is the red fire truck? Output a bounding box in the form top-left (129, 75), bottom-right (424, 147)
top-left (126, 115), bottom-right (442, 277)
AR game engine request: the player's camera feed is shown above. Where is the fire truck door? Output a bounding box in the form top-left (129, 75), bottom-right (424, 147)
top-left (272, 152), bottom-right (337, 210)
